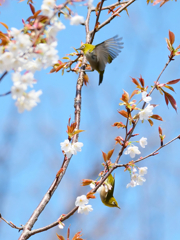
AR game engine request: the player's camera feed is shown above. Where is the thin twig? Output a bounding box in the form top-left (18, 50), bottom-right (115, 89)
top-left (0, 91), bottom-right (11, 97)
top-left (0, 214), bottom-right (23, 231)
top-left (90, 0), bottom-right (105, 43)
top-left (91, 1), bottom-right (129, 11)
top-left (89, 0), bottom-right (136, 35)
top-left (0, 71), bottom-right (8, 82)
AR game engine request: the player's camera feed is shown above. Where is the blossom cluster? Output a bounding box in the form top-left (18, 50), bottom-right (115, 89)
top-left (126, 167), bottom-right (148, 188)
top-left (124, 137), bottom-right (147, 158)
top-left (60, 139), bottom-right (83, 158)
top-left (75, 195), bottom-right (93, 215)
top-left (41, 0), bottom-right (56, 18)
top-left (139, 92), bottom-right (154, 121)
top-left (0, 0), bottom-right (66, 113)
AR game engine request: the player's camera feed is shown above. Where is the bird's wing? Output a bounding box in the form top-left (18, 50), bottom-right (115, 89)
top-left (94, 35), bottom-right (124, 71)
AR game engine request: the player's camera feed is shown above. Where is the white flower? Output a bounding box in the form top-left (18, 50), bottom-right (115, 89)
top-left (15, 90), bottom-right (42, 113)
top-left (78, 205), bottom-right (93, 215)
top-left (136, 175), bottom-right (146, 185)
top-left (12, 72), bottom-right (22, 84)
top-left (139, 167), bottom-right (148, 176)
top-left (60, 139), bottom-right (71, 152)
top-left (7, 42), bottom-right (20, 56)
top-left (142, 91), bottom-right (152, 103)
top-left (131, 173), bottom-right (138, 181)
top-left (41, 4), bottom-right (54, 18)
top-left (139, 104), bottom-right (154, 121)
top-left (11, 84), bottom-right (26, 99)
top-left (124, 146), bottom-right (141, 158)
top-left (16, 34), bottom-right (32, 52)
top-left (58, 222), bottom-right (65, 229)
top-left (87, 0), bottom-right (94, 9)
top-left (1, 52), bottom-right (14, 71)
top-left (43, 0), bottom-right (55, 8)
top-left (126, 180), bottom-right (137, 188)
top-left (75, 195), bottom-right (88, 207)
top-left (132, 167), bottom-right (137, 174)
top-left (70, 15), bottom-right (85, 25)
top-left (139, 137), bottom-right (147, 148)
top-left (10, 28), bottom-right (21, 39)
top-left (21, 72), bottom-right (36, 88)
top-left (71, 142), bottom-right (83, 154)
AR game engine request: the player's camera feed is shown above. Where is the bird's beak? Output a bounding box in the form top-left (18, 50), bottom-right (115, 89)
top-left (76, 47), bottom-right (81, 51)
top-left (117, 205), bottom-right (121, 209)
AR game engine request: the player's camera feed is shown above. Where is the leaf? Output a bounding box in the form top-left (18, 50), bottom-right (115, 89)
top-left (169, 30), bottom-right (175, 45)
top-left (148, 119), bottom-right (153, 126)
top-left (151, 114), bottom-right (163, 121)
top-left (56, 233), bottom-right (65, 240)
top-left (102, 151), bottom-right (107, 162)
top-left (0, 22), bottom-right (8, 30)
top-left (72, 230), bottom-right (84, 240)
top-left (67, 226), bottom-right (70, 239)
top-left (118, 110), bottom-right (128, 118)
top-left (131, 77), bottom-right (141, 87)
top-left (62, 56), bottom-right (70, 60)
top-left (139, 75), bottom-right (144, 87)
top-left (73, 129), bottom-right (85, 136)
top-left (121, 90), bottom-right (129, 103)
top-left (86, 193), bottom-right (96, 199)
top-left (164, 85), bottom-right (175, 92)
top-left (81, 179), bottom-right (93, 186)
top-left (158, 126), bottom-right (162, 135)
top-left (164, 91), bottom-right (177, 111)
top-left (29, 3), bottom-right (35, 14)
top-left (130, 90), bottom-right (139, 100)
top-left (107, 149), bottom-right (114, 160)
top-left (112, 122), bottom-right (126, 128)
top-left (166, 79), bottom-right (180, 85)
top-left (33, 10), bottom-right (41, 18)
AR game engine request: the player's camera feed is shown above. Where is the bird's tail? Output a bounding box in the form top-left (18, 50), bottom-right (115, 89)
top-left (99, 71), bottom-right (104, 85)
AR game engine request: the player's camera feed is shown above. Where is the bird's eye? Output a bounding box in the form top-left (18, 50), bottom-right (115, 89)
top-left (82, 45), bottom-right (85, 49)
top-left (112, 201), bottom-right (115, 205)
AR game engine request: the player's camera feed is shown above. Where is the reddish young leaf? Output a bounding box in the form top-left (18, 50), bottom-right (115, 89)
top-left (164, 93), bottom-right (169, 106)
top-left (166, 79), bottom-right (180, 85)
top-left (158, 126), bottom-right (162, 135)
top-left (33, 10), bottom-right (41, 18)
top-left (102, 151), bottom-right (107, 162)
top-left (164, 85), bottom-right (175, 92)
top-left (29, 3), bottom-right (35, 14)
top-left (169, 30), bottom-right (175, 45)
top-left (72, 230), bottom-right (84, 240)
top-left (86, 193), bottom-right (96, 199)
top-left (118, 110), bottom-right (128, 118)
top-left (139, 75), bottom-right (144, 87)
top-left (107, 149), bottom-right (114, 160)
top-left (56, 233), bottom-right (65, 240)
top-left (164, 91), bottom-right (177, 111)
top-left (121, 90), bottom-right (129, 103)
top-left (67, 226), bottom-right (70, 239)
top-left (112, 122), bottom-right (126, 128)
top-left (131, 77), bottom-right (141, 87)
top-left (151, 114), bottom-right (163, 121)
top-left (130, 90), bottom-right (139, 100)
top-left (148, 119), bottom-right (153, 126)
top-left (0, 22), bottom-right (8, 30)
top-left (81, 179), bottom-right (93, 186)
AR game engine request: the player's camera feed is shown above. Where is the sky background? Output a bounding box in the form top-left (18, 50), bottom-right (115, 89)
top-left (1, 0), bottom-right (180, 240)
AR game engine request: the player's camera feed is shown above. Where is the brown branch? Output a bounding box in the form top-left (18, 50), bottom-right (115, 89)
top-left (90, 0), bottom-right (105, 44)
top-left (29, 207), bottom-right (78, 236)
top-left (116, 134), bottom-right (180, 167)
top-left (89, 0), bottom-right (136, 35)
top-left (0, 91), bottom-right (11, 97)
top-left (0, 71), bottom-right (8, 82)
top-left (0, 213), bottom-right (23, 231)
top-left (91, 1), bottom-right (129, 11)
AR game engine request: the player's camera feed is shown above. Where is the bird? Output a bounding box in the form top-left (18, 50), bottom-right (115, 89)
top-left (100, 173), bottom-right (120, 209)
top-left (77, 35), bottom-right (123, 85)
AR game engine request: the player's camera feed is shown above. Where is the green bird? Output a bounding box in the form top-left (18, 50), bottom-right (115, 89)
top-left (77, 35), bottom-right (123, 85)
top-left (100, 174), bottom-right (120, 209)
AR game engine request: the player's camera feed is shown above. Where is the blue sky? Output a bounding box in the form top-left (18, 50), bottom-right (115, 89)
top-left (1, 1), bottom-right (180, 240)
